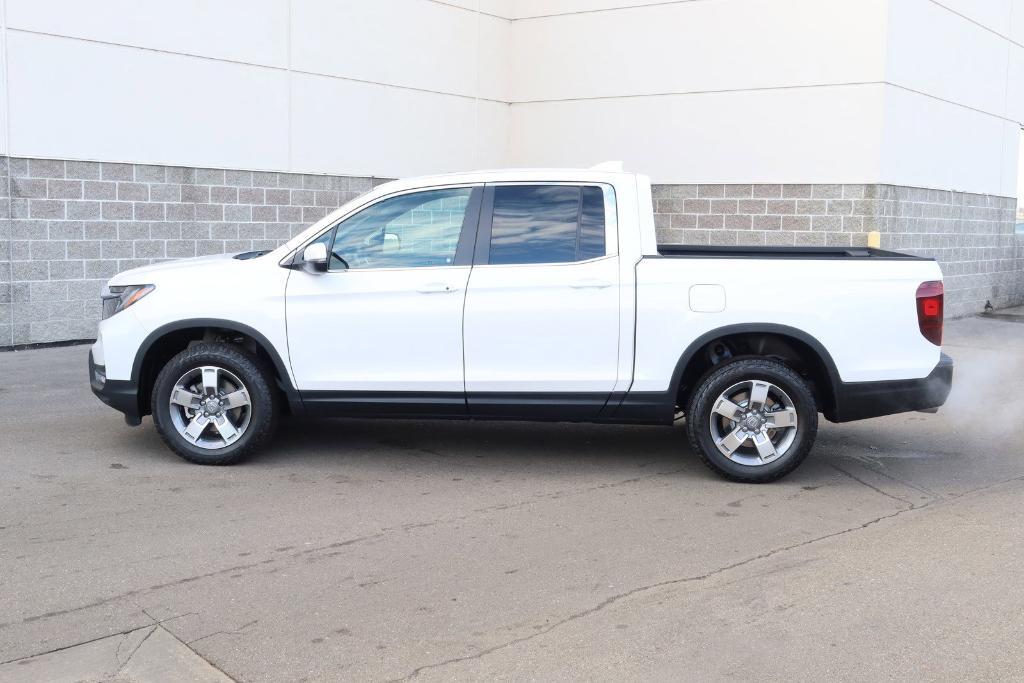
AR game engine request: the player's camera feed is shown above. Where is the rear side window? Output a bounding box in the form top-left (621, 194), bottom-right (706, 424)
top-left (488, 184), bottom-right (607, 265)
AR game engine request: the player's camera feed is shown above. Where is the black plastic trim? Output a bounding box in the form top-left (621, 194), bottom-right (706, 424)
top-left (467, 392), bottom-right (610, 421)
top-left (298, 391), bottom-right (616, 422)
top-left (654, 245), bottom-right (929, 260)
top-left (89, 350), bottom-right (141, 423)
top-left (453, 186), bottom-right (483, 267)
top-left (301, 391), bottom-right (467, 418)
top-left (131, 319), bottom-right (302, 414)
top-left (831, 353), bottom-right (953, 422)
top-left (645, 323), bottom-right (843, 422)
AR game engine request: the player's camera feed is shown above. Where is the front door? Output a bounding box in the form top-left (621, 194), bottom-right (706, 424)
top-left (462, 183), bottom-right (621, 419)
top-left (286, 186), bottom-right (481, 415)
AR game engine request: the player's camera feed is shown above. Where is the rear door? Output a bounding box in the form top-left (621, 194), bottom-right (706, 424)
top-left (462, 183), bottom-right (620, 418)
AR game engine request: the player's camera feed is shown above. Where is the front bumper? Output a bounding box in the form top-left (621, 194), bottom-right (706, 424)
top-left (829, 352), bottom-right (954, 422)
top-left (89, 350), bottom-right (142, 425)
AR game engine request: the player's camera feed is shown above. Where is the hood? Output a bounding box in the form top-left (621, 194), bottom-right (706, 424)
top-left (108, 253), bottom-right (248, 286)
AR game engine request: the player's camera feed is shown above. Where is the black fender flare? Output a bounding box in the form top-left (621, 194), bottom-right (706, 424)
top-left (132, 318), bottom-right (301, 410)
top-left (667, 323), bottom-right (841, 415)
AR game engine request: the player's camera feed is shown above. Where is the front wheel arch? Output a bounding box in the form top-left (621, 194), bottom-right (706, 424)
top-left (132, 319), bottom-right (299, 418)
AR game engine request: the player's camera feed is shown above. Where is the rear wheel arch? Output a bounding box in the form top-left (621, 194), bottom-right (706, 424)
top-left (670, 323), bottom-right (840, 419)
top-left (132, 319), bottom-right (298, 417)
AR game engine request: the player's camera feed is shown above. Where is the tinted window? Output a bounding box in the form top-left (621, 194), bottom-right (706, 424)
top-left (327, 188), bottom-right (471, 270)
top-left (488, 185), bottom-right (607, 265)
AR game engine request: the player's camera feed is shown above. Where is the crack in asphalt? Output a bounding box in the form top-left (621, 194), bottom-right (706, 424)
top-left (393, 473), bottom-right (1024, 680)
top-left (0, 624), bottom-right (154, 667)
top-left (159, 623), bottom-right (240, 682)
top-left (391, 498), bottom-right (939, 681)
top-left (828, 463), bottom-right (917, 507)
top-left (2, 466), bottom-right (689, 632)
top-left (187, 619), bottom-right (259, 646)
top-left (112, 624), bottom-right (158, 677)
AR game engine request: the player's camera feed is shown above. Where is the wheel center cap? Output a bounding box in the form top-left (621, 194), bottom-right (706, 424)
top-left (204, 398), bottom-right (221, 414)
top-left (744, 415), bottom-right (762, 430)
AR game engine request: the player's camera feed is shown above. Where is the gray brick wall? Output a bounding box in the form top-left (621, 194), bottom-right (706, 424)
top-left (652, 183), bottom-right (1023, 319)
top-left (1, 160), bottom-right (1022, 348)
top-left (2, 157), bottom-right (384, 346)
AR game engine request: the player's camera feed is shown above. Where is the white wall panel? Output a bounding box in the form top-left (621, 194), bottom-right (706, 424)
top-left (509, 84), bottom-right (886, 184)
top-left (879, 85), bottom-right (1009, 195)
top-left (6, 0), bottom-right (288, 68)
top-left (1000, 120), bottom-right (1021, 198)
top-left (1007, 44), bottom-right (1024, 122)
top-left (291, 72), bottom-right (509, 178)
top-left (0, 8), bottom-right (8, 156)
top-left (507, 1), bottom-right (678, 19)
top-left (6, 32), bottom-right (289, 170)
top-left (886, 0), bottom-right (1010, 117)
top-left (291, 0), bottom-right (509, 101)
top-left (931, 0), bottom-right (1013, 35)
top-left (510, 0), bottom-right (887, 102)
top-left (1012, 0), bottom-right (1024, 43)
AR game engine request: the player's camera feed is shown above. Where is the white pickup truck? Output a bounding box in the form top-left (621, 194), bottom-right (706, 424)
top-left (89, 168), bottom-right (952, 482)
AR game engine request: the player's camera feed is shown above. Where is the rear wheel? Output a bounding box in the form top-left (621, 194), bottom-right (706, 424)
top-left (686, 358), bottom-right (817, 483)
top-left (152, 343), bottom-right (278, 465)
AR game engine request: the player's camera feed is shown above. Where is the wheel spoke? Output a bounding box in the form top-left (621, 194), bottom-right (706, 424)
top-left (716, 426), bottom-right (747, 456)
top-left (183, 414), bottom-right (210, 442)
top-left (213, 415), bottom-right (240, 444)
top-left (749, 381), bottom-right (770, 410)
top-left (766, 407), bottom-right (797, 429)
top-left (170, 387), bottom-right (202, 408)
top-left (201, 367), bottom-right (219, 395)
top-left (752, 431), bottom-right (778, 460)
top-left (713, 397), bottom-right (744, 421)
top-left (221, 389), bottom-right (250, 410)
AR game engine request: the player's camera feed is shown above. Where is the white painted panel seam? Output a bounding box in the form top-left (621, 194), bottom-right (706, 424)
top-left (513, 80), bottom-right (1024, 124)
top-left (6, 27), bottom-right (510, 105)
top-left (426, 0), bottom-right (512, 21)
top-left (928, 0), bottom-right (1023, 48)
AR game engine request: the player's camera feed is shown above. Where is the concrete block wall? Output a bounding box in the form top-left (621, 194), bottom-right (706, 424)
top-left (652, 183), bottom-right (1022, 319)
top-left (1, 160), bottom-right (1022, 347)
top-left (2, 157), bottom-right (382, 346)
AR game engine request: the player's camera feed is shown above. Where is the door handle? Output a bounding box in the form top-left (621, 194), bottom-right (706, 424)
top-left (569, 279), bottom-right (612, 289)
top-left (416, 282), bottom-right (459, 294)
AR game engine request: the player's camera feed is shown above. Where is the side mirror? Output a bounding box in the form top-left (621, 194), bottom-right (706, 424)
top-left (302, 242), bottom-right (329, 272)
top-left (382, 232), bottom-right (401, 254)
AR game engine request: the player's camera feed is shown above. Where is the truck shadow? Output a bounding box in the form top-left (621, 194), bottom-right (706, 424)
top-left (249, 416), bottom-right (845, 485)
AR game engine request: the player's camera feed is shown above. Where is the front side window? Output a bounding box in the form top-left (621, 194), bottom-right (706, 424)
top-left (488, 184), bottom-right (608, 265)
top-left (324, 187), bottom-right (473, 270)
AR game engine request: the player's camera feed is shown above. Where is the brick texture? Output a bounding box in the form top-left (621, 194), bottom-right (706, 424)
top-left (653, 183), bottom-right (1024, 320)
top-left (1, 162), bottom-right (1022, 347)
top-left (1, 157), bottom-right (382, 346)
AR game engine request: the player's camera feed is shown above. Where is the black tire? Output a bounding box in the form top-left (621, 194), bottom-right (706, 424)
top-left (686, 357), bottom-right (817, 483)
top-left (151, 342), bottom-right (278, 465)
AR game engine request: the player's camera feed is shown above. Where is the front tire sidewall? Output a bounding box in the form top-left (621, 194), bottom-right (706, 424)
top-left (152, 344), bottom-right (277, 465)
top-left (687, 359), bottom-right (817, 483)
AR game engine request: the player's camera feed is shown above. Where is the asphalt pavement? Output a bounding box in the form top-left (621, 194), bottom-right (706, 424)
top-left (1, 314), bottom-right (1022, 681)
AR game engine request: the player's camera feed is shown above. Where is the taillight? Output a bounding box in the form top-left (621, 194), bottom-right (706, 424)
top-left (916, 280), bottom-right (943, 345)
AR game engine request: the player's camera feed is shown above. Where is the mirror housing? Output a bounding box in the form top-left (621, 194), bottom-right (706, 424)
top-left (382, 232), bottom-right (401, 254)
top-left (301, 242), bottom-right (329, 272)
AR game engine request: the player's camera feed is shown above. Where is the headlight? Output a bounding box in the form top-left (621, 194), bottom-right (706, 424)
top-left (101, 284), bottom-right (154, 319)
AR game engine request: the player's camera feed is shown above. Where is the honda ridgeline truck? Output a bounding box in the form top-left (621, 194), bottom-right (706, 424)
top-left (89, 168), bottom-right (953, 482)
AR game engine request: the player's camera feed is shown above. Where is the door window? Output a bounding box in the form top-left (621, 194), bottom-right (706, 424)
top-left (487, 185), bottom-right (608, 265)
top-left (323, 187), bottom-right (474, 270)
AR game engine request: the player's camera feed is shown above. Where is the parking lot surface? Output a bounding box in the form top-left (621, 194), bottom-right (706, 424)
top-left (2, 315), bottom-right (1023, 681)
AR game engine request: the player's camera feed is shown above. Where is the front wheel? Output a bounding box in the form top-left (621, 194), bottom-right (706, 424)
top-left (686, 358), bottom-right (818, 483)
top-left (152, 343), bottom-right (278, 465)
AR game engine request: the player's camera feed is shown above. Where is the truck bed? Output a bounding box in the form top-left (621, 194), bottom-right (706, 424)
top-left (656, 245), bottom-right (927, 260)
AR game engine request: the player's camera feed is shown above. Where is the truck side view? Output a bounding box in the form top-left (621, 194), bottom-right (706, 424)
top-left (89, 168), bottom-right (953, 482)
